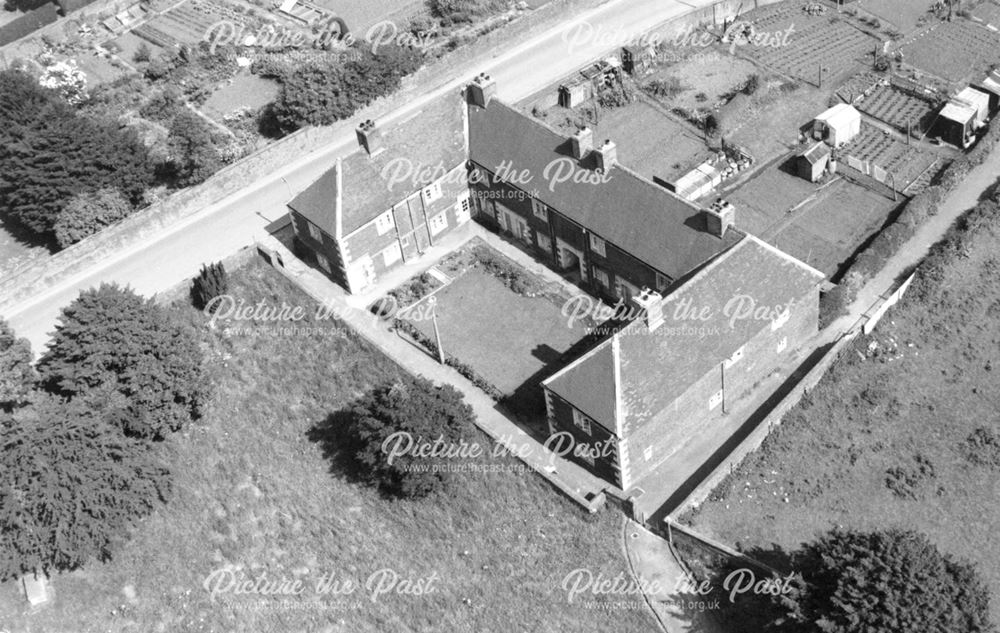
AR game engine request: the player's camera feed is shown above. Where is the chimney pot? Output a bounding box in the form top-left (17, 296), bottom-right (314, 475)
top-left (595, 139), bottom-right (617, 172)
top-left (468, 72), bottom-right (498, 108)
top-left (570, 127), bottom-right (594, 160)
top-left (356, 119), bottom-right (383, 156)
top-left (705, 199), bottom-right (736, 238)
top-left (631, 288), bottom-right (664, 332)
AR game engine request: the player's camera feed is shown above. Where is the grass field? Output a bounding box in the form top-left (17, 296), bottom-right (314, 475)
top-left (202, 73), bottom-right (281, 120)
top-left (729, 167), bottom-right (899, 276)
top-left (591, 99), bottom-right (708, 181)
top-left (858, 0), bottom-right (937, 33)
top-left (684, 184), bottom-right (1000, 622)
top-left (0, 259), bottom-right (656, 632)
top-left (410, 267), bottom-right (590, 395)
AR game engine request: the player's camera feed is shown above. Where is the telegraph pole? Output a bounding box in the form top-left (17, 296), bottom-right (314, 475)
top-left (428, 296), bottom-right (445, 365)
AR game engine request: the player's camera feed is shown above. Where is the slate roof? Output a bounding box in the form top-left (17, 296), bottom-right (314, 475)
top-left (467, 100), bottom-right (743, 280)
top-left (543, 235), bottom-right (825, 434)
top-left (288, 96), bottom-right (467, 237)
top-left (800, 142), bottom-right (830, 165)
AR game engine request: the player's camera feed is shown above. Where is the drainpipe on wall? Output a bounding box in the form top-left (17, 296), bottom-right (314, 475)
top-left (720, 361), bottom-right (728, 415)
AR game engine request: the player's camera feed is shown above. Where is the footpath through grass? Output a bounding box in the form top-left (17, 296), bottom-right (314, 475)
top-left (684, 184), bottom-right (1000, 622)
top-left (0, 259), bottom-right (656, 632)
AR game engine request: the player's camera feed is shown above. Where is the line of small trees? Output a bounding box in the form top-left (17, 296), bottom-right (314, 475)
top-left (0, 283), bottom-right (207, 581)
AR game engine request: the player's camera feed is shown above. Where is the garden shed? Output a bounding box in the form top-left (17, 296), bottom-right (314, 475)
top-left (796, 142), bottom-right (831, 183)
top-left (812, 103), bottom-right (862, 147)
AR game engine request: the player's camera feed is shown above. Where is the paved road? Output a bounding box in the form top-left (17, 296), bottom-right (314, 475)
top-left (3, 0), bottom-right (710, 353)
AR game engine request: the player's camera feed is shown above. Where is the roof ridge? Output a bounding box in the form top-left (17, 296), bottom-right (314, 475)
top-left (745, 233), bottom-right (826, 280)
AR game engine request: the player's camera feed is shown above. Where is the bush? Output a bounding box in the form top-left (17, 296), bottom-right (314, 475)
top-left (644, 76), bottom-right (684, 99)
top-left (885, 453), bottom-right (936, 499)
top-left (37, 284), bottom-right (207, 439)
top-left (346, 375), bottom-right (476, 498)
top-left (139, 87), bottom-right (184, 123)
top-left (191, 261), bottom-right (229, 312)
top-left (427, 0), bottom-right (508, 22)
top-left (963, 427), bottom-right (1000, 469)
top-left (704, 113), bottom-right (720, 136)
top-left (133, 42), bottom-right (152, 63)
top-left (0, 394), bottom-right (170, 580)
top-left (165, 109), bottom-right (225, 187)
top-left (788, 529), bottom-right (991, 633)
top-left (742, 73), bottom-right (759, 95)
top-left (271, 44), bottom-right (424, 132)
top-left (54, 188), bottom-right (133, 248)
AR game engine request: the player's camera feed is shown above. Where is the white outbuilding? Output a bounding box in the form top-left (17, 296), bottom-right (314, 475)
top-left (812, 103), bottom-right (862, 147)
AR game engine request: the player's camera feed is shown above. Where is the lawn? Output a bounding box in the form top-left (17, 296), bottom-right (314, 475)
top-left (408, 249), bottom-right (593, 396)
top-left (728, 167), bottom-right (899, 277)
top-left (0, 258), bottom-right (656, 632)
top-left (682, 188), bottom-right (1000, 622)
top-left (645, 50), bottom-right (759, 114)
top-left (202, 73), bottom-right (281, 120)
top-left (591, 98), bottom-right (709, 182)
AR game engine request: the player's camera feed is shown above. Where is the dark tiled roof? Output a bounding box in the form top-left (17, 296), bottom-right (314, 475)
top-left (288, 96), bottom-right (467, 237)
top-left (544, 235), bottom-right (825, 434)
top-left (468, 100), bottom-right (743, 280)
top-left (801, 142), bottom-right (830, 164)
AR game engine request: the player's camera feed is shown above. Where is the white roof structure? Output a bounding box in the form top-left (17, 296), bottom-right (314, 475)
top-left (814, 103), bottom-right (862, 146)
top-left (815, 103), bottom-right (861, 126)
top-left (940, 101), bottom-right (976, 125)
top-left (956, 87), bottom-right (991, 123)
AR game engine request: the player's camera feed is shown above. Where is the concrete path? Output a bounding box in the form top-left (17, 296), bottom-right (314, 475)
top-left (623, 520), bottom-right (725, 633)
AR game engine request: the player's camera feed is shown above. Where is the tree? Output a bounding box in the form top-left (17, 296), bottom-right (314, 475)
top-left (191, 261), bottom-right (229, 312)
top-left (36, 284), bottom-right (207, 439)
top-left (347, 376), bottom-right (475, 498)
top-left (0, 70), bottom-right (155, 241)
top-left (785, 529), bottom-right (992, 633)
top-left (54, 188), bottom-right (133, 248)
top-left (0, 318), bottom-right (32, 411)
top-left (165, 109), bottom-right (224, 187)
top-left (133, 42), bottom-right (152, 63)
top-left (270, 44), bottom-right (423, 132)
top-left (0, 394), bottom-right (170, 580)
top-left (38, 60), bottom-right (87, 105)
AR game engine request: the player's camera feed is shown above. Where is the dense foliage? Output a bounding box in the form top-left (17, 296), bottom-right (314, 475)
top-left (37, 284), bottom-right (207, 439)
top-left (427, 0), bottom-right (509, 24)
top-left (347, 376), bottom-right (475, 498)
top-left (711, 528), bottom-right (994, 633)
top-left (0, 318), bottom-right (32, 411)
top-left (271, 44), bottom-right (424, 132)
top-left (53, 188), bottom-right (133, 248)
top-left (165, 110), bottom-right (225, 188)
top-left (191, 261), bottom-right (229, 312)
top-left (0, 69), bottom-right (154, 241)
top-left (0, 394), bottom-right (170, 579)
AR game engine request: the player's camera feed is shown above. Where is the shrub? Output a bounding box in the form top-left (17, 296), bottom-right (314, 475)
top-left (271, 44), bottom-right (423, 132)
top-left (54, 188), bottom-right (133, 248)
top-left (704, 113), bottom-right (720, 136)
top-left (644, 76), bottom-right (684, 99)
top-left (191, 261), bottom-right (229, 312)
top-left (427, 0), bottom-right (507, 22)
top-left (963, 427), bottom-right (1000, 469)
top-left (37, 284), bottom-right (207, 439)
top-left (742, 73), bottom-right (759, 95)
top-left (786, 529), bottom-right (991, 633)
top-left (165, 109), bottom-right (225, 187)
top-left (133, 42), bottom-right (152, 63)
top-left (0, 394), bottom-right (170, 580)
top-left (139, 87), bottom-right (184, 123)
top-left (885, 453), bottom-right (936, 499)
top-left (346, 375), bottom-right (476, 498)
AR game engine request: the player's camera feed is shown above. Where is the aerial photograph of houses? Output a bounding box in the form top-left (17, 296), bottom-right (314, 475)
top-left (1, 0), bottom-right (999, 630)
